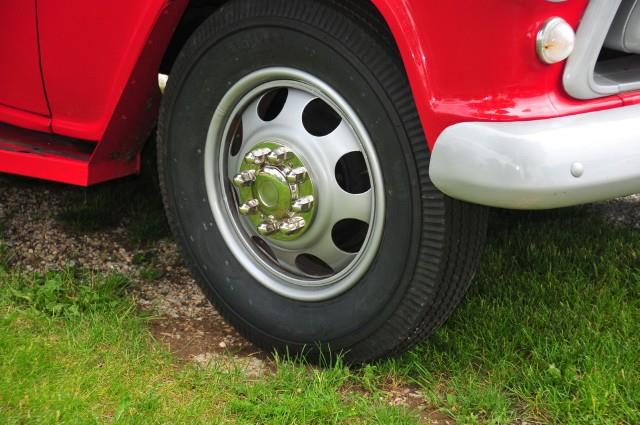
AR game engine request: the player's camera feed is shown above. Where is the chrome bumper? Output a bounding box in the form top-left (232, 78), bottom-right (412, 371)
top-left (429, 104), bottom-right (640, 210)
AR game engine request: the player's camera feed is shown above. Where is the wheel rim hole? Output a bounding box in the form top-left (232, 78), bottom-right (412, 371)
top-left (302, 98), bottom-right (342, 137)
top-left (229, 116), bottom-right (243, 157)
top-left (295, 254), bottom-right (334, 277)
top-left (332, 219), bottom-right (369, 254)
top-left (335, 152), bottom-right (371, 194)
top-left (258, 88), bottom-right (288, 122)
top-left (251, 237), bottom-right (278, 262)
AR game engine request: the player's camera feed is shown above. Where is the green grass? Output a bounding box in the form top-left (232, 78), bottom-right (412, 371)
top-left (0, 268), bottom-right (418, 424)
top-left (3, 176), bottom-right (640, 423)
top-left (389, 209), bottom-right (640, 424)
top-left (0, 243), bottom-right (11, 272)
top-left (132, 251), bottom-right (165, 281)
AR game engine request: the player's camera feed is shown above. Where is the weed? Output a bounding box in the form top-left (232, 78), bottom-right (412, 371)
top-left (6, 269), bottom-right (130, 318)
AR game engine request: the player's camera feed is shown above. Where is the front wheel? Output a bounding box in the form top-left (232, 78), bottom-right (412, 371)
top-left (158, 0), bottom-right (488, 363)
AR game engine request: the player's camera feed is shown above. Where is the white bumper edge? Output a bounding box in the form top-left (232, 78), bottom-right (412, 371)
top-left (429, 103), bottom-right (640, 210)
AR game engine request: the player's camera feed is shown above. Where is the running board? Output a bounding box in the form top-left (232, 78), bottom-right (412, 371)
top-left (0, 123), bottom-right (140, 186)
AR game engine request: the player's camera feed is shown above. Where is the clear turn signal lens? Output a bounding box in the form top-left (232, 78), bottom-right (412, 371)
top-left (536, 17), bottom-right (576, 64)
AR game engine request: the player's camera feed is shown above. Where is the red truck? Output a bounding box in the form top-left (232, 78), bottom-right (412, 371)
top-left (2, 0), bottom-right (638, 362)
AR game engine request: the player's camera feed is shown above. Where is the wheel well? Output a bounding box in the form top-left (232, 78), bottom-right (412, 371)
top-left (160, 0), bottom-right (227, 74)
top-left (160, 0), bottom-right (397, 74)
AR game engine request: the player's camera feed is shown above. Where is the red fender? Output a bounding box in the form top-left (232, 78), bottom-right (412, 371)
top-left (370, 0), bottom-right (622, 148)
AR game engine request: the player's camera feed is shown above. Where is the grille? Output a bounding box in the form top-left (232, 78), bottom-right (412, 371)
top-left (564, 0), bottom-right (640, 99)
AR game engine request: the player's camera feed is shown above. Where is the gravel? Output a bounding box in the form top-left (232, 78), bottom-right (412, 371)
top-left (0, 174), bottom-right (255, 358)
top-left (585, 194), bottom-right (640, 229)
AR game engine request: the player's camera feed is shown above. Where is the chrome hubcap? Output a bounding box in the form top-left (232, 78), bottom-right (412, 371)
top-left (204, 68), bottom-right (385, 301)
top-left (233, 142), bottom-right (316, 241)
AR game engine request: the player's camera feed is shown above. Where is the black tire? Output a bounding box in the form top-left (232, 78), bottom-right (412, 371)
top-left (157, 0), bottom-right (488, 363)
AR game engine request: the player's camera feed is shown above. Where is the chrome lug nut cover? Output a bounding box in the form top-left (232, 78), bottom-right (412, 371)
top-left (292, 195), bottom-right (314, 213)
top-left (233, 142), bottom-right (316, 241)
top-left (279, 217), bottom-right (306, 235)
top-left (232, 169), bottom-right (257, 187)
top-left (239, 199), bottom-right (260, 216)
top-left (287, 167), bottom-right (308, 184)
top-left (267, 147), bottom-right (292, 166)
top-left (257, 220), bottom-right (279, 236)
top-left (245, 147), bottom-right (272, 165)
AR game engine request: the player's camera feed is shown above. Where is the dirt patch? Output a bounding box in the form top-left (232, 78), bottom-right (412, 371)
top-left (153, 314), bottom-right (272, 379)
top-left (341, 380), bottom-right (453, 424)
top-left (417, 410), bottom-right (455, 425)
top-left (150, 315), bottom-right (263, 360)
top-left (381, 381), bottom-right (454, 424)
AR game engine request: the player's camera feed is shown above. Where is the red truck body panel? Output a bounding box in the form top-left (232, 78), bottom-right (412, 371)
top-left (38, 0), bottom-right (184, 142)
top-left (0, 0), bottom-right (188, 185)
top-left (0, 1), bottom-right (50, 130)
top-left (0, 0), bottom-right (634, 185)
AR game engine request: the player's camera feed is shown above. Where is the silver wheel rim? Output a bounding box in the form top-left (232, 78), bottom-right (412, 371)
top-left (204, 68), bottom-right (385, 301)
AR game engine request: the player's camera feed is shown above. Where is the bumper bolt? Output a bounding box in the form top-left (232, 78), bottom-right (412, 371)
top-left (287, 167), bottom-right (308, 184)
top-left (279, 217), bottom-right (306, 235)
top-left (570, 162), bottom-right (584, 178)
top-left (267, 147), bottom-right (292, 166)
top-left (292, 195), bottom-right (314, 213)
top-left (245, 148), bottom-right (272, 165)
top-left (233, 169), bottom-right (257, 187)
top-left (239, 199), bottom-right (260, 216)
